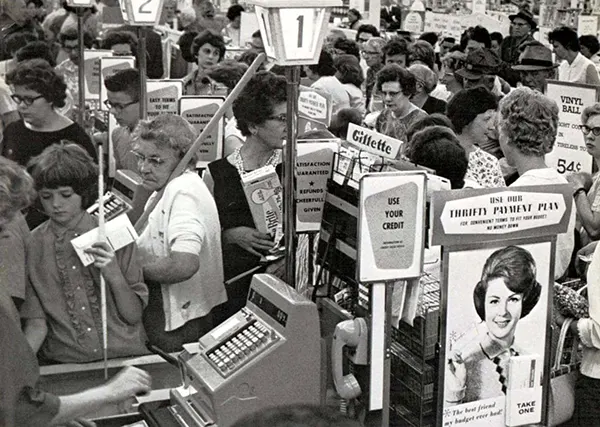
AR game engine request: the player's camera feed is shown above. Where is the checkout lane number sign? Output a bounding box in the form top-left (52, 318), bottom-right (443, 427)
top-left (126, 0), bottom-right (163, 25)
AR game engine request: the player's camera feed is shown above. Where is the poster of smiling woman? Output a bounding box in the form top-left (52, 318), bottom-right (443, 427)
top-left (442, 242), bottom-right (551, 427)
top-left (430, 185), bottom-right (573, 427)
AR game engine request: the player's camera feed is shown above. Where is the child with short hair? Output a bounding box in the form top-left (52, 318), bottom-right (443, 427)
top-left (21, 142), bottom-right (149, 363)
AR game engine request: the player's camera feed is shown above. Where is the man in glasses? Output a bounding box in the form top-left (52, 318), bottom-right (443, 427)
top-left (103, 68), bottom-right (141, 172)
top-left (499, 8), bottom-right (536, 86)
top-left (55, 28), bottom-right (94, 107)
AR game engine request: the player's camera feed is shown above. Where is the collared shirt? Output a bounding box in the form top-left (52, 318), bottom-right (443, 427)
top-left (558, 52), bottom-right (600, 85)
top-left (112, 125), bottom-right (139, 172)
top-left (0, 212), bottom-right (29, 304)
top-left (20, 213), bottom-right (149, 363)
top-left (591, 53), bottom-right (600, 76)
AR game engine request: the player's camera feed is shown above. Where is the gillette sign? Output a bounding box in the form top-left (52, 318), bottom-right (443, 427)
top-left (346, 123), bottom-right (403, 159)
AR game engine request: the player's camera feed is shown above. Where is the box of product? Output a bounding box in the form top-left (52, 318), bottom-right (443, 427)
top-left (241, 165), bottom-right (283, 244)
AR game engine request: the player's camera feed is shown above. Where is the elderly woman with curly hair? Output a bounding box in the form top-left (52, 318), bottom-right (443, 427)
top-left (1, 59), bottom-right (95, 167)
top-left (205, 71), bottom-right (287, 320)
top-left (363, 37), bottom-right (386, 111)
top-left (185, 30), bottom-right (227, 95)
top-left (498, 87), bottom-right (575, 279)
top-left (135, 115), bottom-right (227, 352)
top-left (408, 63), bottom-right (446, 114)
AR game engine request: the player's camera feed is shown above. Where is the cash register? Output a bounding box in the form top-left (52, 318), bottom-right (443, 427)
top-left (142, 274), bottom-right (321, 427)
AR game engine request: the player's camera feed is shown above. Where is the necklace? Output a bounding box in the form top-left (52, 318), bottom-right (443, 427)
top-left (233, 147), bottom-right (280, 177)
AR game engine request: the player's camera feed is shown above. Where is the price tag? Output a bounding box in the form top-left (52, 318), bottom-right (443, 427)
top-left (124, 0), bottom-right (164, 25)
top-left (279, 8), bottom-right (320, 60)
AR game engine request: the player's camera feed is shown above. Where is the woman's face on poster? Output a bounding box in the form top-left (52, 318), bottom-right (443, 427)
top-left (484, 277), bottom-right (523, 341)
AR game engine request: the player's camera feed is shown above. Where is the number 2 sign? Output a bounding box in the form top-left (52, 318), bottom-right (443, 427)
top-left (123, 0), bottom-right (165, 25)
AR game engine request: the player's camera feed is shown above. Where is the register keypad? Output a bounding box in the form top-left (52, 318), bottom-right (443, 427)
top-left (206, 321), bottom-right (277, 376)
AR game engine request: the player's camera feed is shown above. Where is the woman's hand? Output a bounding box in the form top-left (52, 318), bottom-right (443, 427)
top-left (84, 241), bottom-right (117, 271)
top-left (446, 350), bottom-right (467, 401)
top-left (223, 227), bottom-right (274, 257)
top-left (566, 172), bottom-right (592, 192)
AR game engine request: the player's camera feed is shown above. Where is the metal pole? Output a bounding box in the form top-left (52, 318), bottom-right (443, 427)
top-left (76, 8), bottom-right (86, 127)
top-left (284, 66), bottom-right (300, 288)
top-left (138, 27), bottom-right (148, 120)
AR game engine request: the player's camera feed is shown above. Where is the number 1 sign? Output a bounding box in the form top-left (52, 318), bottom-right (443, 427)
top-left (247, 0), bottom-right (342, 65)
top-left (122, 0), bottom-right (165, 25)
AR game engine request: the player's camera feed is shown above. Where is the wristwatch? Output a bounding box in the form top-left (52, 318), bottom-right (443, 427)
top-left (573, 187), bottom-right (587, 198)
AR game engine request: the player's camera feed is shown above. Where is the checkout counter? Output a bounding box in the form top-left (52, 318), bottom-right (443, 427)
top-left (137, 274), bottom-right (321, 427)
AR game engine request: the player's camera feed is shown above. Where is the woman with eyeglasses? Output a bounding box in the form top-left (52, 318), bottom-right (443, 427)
top-left (363, 37), bottom-right (386, 112)
top-left (566, 104), bottom-right (600, 248)
top-left (1, 59), bottom-right (95, 168)
top-left (134, 115), bottom-right (227, 352)
top-left (205, 71), bottom-right (287, 322)
top-left (185, 30), bottom-right (227, 95)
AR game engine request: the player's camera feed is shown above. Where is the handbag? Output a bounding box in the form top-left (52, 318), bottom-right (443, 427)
top-left (548, 285), bottom-right (586, 426)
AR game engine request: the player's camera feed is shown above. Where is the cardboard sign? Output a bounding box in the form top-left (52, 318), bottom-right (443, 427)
top-left (99, 56), bottom-right (136, 111)
top-left (179, 96), bottom-right (225, 167)
top-left (83, 50), bottom-right (113, 100)
top-left (431, 185), bottom-right (573, 246)
top-left (357, 172), bottom-right (426, 282)
top-left (545, 80), bottom-right (599, 175)
top-left (472, 0), bottom-right (486, 15)
top-left (402, 10), bottom-right (425, 33)
top-left (346, 123), bottom-right (403, 159)
top-left (296, 141), bottom-right (338, 232)
top-left (297, 85), bottom-right (332, 134)
top-left (578, 15), bottom-right (598, 36)
top-left (146, 80), bottom-right (183, 118)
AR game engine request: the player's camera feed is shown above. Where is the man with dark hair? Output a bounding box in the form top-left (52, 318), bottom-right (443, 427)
top-left (249, 29), bottom-right (264, 53)
top-left (104, 68), bottom-right (141, 172)
top-left (579, 34), bottom-right (600, 74)
top-left (439, 37), bottom-right (456, 57)
top-left (232, 404), bottom-right (361, 427)
top-left (355, 24), bottom-right (380, 47)
top-left (380, 0), bottom-right (402, 31)
top-left (550, 26), bottom-right (600, 85)
top-left (102, 29), bottom-right (138, 56)
top-left (466, 26), bottom-right (491, 52)
top-left (223, 4), bottom-right (244, 46)
top-left (383, 38), bottom-right (408, 66)
top-left (56, 27), bottom-right (94, 104)
top-left (419, 32), bottom-right (438, 48)
top-left (306, 50), bottom-right (350, 114)
top-left (333, 38), bottom-right (360, 60)
top-left (499, 8), bottom-right (536, 86)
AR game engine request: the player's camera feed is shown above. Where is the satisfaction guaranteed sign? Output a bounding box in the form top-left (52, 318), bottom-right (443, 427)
top-left (357, 172), bottom-right (426, 282)
top-left (180, 96), bottom-right (225, 167)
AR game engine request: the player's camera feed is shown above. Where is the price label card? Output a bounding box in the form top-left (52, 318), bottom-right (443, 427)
top-left (83, 50), bottom-right (113, 101)
top-left (125, 0), bottom-right (164, 25)
top-left (545, 80), bottom-right (599, 175)
top-left (179, 96), bottom-right (225, 168)
top-left (99, 56), bottom-right (135, 111)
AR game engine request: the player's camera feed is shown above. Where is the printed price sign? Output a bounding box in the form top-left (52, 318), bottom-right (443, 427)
top-left (357, 172), bottom-right (426, 282)
top-left (545, 80), bottom-right (599, 175)
top-left (179, 96), bottom-right (225, 168)
top-left (124, 0), bottom-right (164, 25)
top-left (146, 80), bottom-right (183, 118)
top-left (99, 57), bottom-right (135, 111)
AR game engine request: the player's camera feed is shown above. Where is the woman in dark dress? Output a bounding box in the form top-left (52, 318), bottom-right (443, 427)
top-left (206, 71), bottom-right (287, 320)
top-left (2, 59), bottom-right (96, 228)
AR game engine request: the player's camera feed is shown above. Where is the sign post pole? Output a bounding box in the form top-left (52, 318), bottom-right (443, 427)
top-left (138, 27), bottom-right (148, 120)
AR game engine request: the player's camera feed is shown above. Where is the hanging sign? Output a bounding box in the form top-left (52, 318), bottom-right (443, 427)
top-left (402, 11), bottom-right (425, 33)
top-left (357, 172), bottom-right (426, 282)
top-left (545, 80), bottom-right (599, 175)
top-left (123, 0), bottom-right (165, 25)
top-left (99, 56), bottom-right (136, 111)
top-left (179, 96), bottom-right (225, 168)
top-left (146, 80), bottom-right (183, 118)
top-left (296, 141), bottom-right (338, 232)
top-left (578, 15), bottom-right (598, 36)
top-left (83, 50), bottom-right (113, 100)
top-left (346, 123), bottom-right (403, 159)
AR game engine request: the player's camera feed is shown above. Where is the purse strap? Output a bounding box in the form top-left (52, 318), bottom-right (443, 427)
top-left (553, 317), bottom-right (574, 372)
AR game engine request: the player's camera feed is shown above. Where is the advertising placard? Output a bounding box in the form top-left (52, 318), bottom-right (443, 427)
top-left (545, 80), bottom-right (599, 175)
top-left (298, 85), bottom-right (332, 134)
top-left (146, 80), bottom-right (183, 118)
top-left (578, 15), bottom-right (598, 36)
top-left (179, 96), bottom-right (225, 168)
top-left (296, 141), bottom-right (338, 232)
top-left (431, 186), bottom-right (573, 427)
top-left (346, 123), bottom-right (403, 159)
top-left (99, 56), bottom-right (135, 111)
top-left (83, 50), bottom-right (112, 100)
top-left (357, 172), bottom-right (426, 282)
